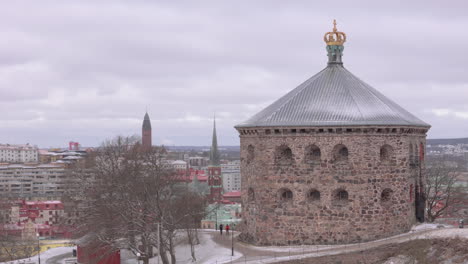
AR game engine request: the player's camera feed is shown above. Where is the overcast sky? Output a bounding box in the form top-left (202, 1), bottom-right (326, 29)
top-left (1, 0), bottom-right (467, 147)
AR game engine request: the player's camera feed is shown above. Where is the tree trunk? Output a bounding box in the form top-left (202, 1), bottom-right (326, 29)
top-left (159, 229), bottom-right (170, 264)
top-left (195, 228), bottom-right (200, 245)
top-left (169, 235), bottom-right (176, 264)
top-left (186, 228), bottom-right (196, 262)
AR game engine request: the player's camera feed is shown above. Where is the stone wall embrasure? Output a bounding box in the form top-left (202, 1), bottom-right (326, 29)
top-left (238, 126), bottom-right (428, 245)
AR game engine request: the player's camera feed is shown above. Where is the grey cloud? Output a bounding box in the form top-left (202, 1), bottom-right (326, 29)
top-left (0, 0), bottom-right (467, 147)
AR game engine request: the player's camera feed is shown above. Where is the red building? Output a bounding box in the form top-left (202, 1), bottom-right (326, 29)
top-left (222, 191), bottom-right (241, 203)
top-left (174, 168), bottom-right (208, 183)
top-left (0, 200), bottom-right (71, 238)
top-left (77, 243), bottom-right (120, 264)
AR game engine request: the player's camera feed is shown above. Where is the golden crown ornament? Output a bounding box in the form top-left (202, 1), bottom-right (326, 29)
top-left (324, 19), bottom-right (346, 46)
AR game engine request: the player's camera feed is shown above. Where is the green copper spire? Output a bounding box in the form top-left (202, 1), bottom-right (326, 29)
top-left (209, 116), bottom-right (220, 166)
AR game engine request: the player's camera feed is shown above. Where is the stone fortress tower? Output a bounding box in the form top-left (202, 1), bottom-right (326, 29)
top-left (235, 21), bottom-right (431, 245)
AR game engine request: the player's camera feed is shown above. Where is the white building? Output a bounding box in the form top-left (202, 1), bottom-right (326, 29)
top-left (188, 156), bottom-right (208, 169)
top-left (171, 160), bottom-right (187, 170)
top-left (221, 160), bottom-right (240, 171)
top-left (223, 171), bottom-right (241, 193)
top-left (0, 144), bottom-right (39, 163)
top-left (222, 160), bottom-right (241, 193)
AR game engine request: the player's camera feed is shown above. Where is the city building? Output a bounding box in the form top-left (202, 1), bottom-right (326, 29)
top-left (0, 164), bottom-right (69, 198)
top-left (222, 171), bottom-right (240, 193)
top-left (172, 168), bottom-right (210, 195)
top-left (188, 156), bottom-right (209, 169)
top-left (221, 160), bottom-right (240, 171)
top-left (222, 161), bottom-right (241, 193)
top-left (0, 200), bottom-right (69, 238)
top-left (235, 21), bottom-right (430, 245)
top-left (38, 149), bottom-right (87, 165)
top-left (201, 203), bottom-right (242, 230)
top-left (0, 144), bottom-right (38, 163)
top-left (171, 160), bottom-right (187, 170)
top-left (222, 191), bottom-right (241, 203)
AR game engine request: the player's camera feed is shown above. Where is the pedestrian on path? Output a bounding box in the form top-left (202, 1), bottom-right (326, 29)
top-left (219, 224), bottom-right (224, 235)
top-left (226, 224), bottom-right (230, 235)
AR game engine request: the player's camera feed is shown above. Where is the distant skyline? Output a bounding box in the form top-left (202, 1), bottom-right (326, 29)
top-left (1, 1), bottom-right (468, 147)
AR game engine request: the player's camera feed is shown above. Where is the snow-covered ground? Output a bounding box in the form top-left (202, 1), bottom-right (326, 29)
top-left (410, 223), bottom-right (451, 231)
top-left (0, 246), bottom-right (76, 264)
top-left (174, 232), bottom-right (242, 264)
top-left (120, 231), bottom-right (243, 264)
top-left (3, 224), bottom-right (466, 264)
top-left (232, 226), bottom-right (468, 264)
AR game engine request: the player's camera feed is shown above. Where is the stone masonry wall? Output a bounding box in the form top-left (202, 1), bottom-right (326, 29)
top-left (238, 126), bottom-right (427, 245)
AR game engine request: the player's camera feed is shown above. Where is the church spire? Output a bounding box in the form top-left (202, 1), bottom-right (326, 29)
top-left (142, 112), bottom-right (152, 149)
top-left (209, 116), bottom-right (220, 166)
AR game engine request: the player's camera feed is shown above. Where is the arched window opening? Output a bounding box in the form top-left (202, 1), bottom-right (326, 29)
top-left (275, 145), bottom-right (293, 165)
top-left (247, 145), bottom-right (255, 163)
top-left (380, 144), bottom-right (393, 163)
top-left (279, 188), bottom-right (293, 201)
top-left (332, 189), bottom-right (349, 205)
top-left (381, 188), bottom-right (393, 203)
top-left (337, 190), bottom-right (348, 200)
top-left (305, 145), bottom-right (321, 164)
top-left (308, 189), bottom-right (321, 201)
top-left (333, 144), bottom-right (349, 162)
top-left (248, 188), bottom-right (255, 202)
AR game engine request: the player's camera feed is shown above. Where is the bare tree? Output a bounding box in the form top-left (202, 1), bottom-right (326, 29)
top-left (425, 156), bottom-right (464, 222)
top-left (0, 196), bottom-right (37, 262)
top-left (67, 136), bottom-right (207, 264)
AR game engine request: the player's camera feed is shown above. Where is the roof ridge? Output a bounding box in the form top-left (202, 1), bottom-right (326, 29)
top-left (342, 67), bottom-right (427, 126)
top-left (337, 67), bottom-right (366, 121)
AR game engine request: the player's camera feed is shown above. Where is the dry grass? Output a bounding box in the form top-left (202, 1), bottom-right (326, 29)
top-left (278, 237), bottom-right (468, 264)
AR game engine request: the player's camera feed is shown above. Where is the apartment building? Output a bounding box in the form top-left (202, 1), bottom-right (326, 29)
top-left (0, 164), bottom-right (68, 198)
top-left (0, 144), bottom-right (38, 163)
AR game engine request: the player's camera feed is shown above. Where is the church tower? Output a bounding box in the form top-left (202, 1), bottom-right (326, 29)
top-left (142, 112), bottom-right (152, 149)
top-left (208, 117), bottom-right (223, 201)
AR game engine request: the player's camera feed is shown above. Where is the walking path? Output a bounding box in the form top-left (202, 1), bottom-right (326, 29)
top-left (3, 226), bottom-right (466, 264)
top-left (209, 227), bottom-right (468, 263)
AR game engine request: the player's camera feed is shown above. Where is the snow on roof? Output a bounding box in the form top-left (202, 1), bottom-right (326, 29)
top-left (25, 200), bottom-right (62, 205)
top-left (62, 156), bottom-right (83, 160)
top-left (37, 164), bottom-right (63, 168)
top-left (0, 163), bottom-right (64, 169)
top-left (0, 144), bottom-right (38, 150)
top-left (38, 149), bottom-right (50, 154)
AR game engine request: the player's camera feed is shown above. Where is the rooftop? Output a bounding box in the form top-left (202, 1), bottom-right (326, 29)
top-left (236, 21), bottom-right (430, 129)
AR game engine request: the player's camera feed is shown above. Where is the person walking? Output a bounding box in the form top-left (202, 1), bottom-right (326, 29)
top-left (219, 224), bottom-right (223, 235)
top-left (225, 224), bottom-right (230, 235)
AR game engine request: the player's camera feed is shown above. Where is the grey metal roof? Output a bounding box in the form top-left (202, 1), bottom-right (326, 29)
top-left (236, 64), bottom-right (430, 128)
